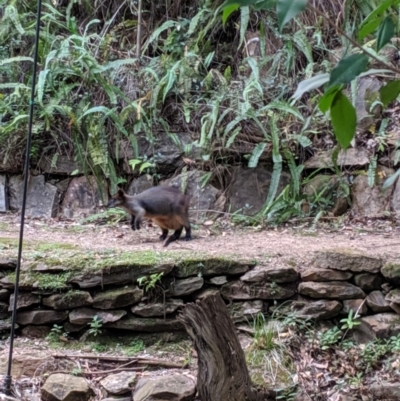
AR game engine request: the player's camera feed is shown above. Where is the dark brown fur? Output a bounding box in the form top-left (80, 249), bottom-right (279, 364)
top-left (106, 186), bottom-right (192, 246)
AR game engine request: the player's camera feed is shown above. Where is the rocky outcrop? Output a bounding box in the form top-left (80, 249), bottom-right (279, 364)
top-left (41, 373), bottom-right (92, 401)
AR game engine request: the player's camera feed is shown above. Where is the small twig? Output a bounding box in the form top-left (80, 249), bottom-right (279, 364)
top-left (307, 2), bottom-right (400, 76)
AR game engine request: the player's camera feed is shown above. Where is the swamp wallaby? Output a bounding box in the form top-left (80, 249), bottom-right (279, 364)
top-left (107, 186), bottom-right (192, 246)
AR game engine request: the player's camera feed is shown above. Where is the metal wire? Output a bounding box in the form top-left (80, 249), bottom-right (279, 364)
top-left (2, 0), bottom-right (43, 393)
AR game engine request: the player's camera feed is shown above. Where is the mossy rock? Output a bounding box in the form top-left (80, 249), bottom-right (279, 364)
top-left (381, 261), bottom-right (400, 284)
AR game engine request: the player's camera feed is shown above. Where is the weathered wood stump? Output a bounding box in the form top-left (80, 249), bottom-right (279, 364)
top-left (178, 294), bottom-right (270, 401)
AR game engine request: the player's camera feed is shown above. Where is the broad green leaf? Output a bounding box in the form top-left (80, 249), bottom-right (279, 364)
top-left (222, 4), bottom-right (240, 25)
top-left (380, 80), bottom-right (400, 106)
top-left (277, 0), bottom-right (307, 32)
top-left (330, 92), bottom-right (356, 150)
top-left (383, 169), bottom-right (400, 190)
top-left (358, 17), bottom-right (382, 41)
top-left (376, 16), bottom-right (395, 51)
top-left (254, 0), bottom-right (276, 11)
top-left (239, 7), bottom-right (250, 47)
top-left (328, 54), bottom-right (368, 89)
top-left (291, 73), bottom-right (329, 102)
top-left (359, 0), bottom-right (399, 37)
top-left (223, 0), bottom-right (260, 6)
top-left (248, 142), bottom-right (267, 168)
top-left (318, 85), bottom-right (342, 113)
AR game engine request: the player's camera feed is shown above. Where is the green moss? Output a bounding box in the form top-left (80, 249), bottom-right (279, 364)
top-left (5, 271), bottom-right (71, 291)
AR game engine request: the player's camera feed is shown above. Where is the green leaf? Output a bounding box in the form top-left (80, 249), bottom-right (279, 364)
top-left (380, 80), bottom-right (400, 106)
top-left (239, 6), bottom-right (250, 47)
top-left (376, 16), bottom-right (395, 51)
top-left (253, 0), bottom-right (276, 11)
top-left (383, 169), bottom-right (400, 190)
top-left (330, 92), bottom-right (356, 150)
top-left (318, 85), bottom-right (342, 113)
top-left (222, 4), bottom-right (240, 25)
top-left (277, 0), bottom-right (308, 31)
top-left (358, 17), bottom-right (382, 41)
top-left (328, 54), bottom-right (368, 89)
top-left (291, 73), bottom-right (330, 102)
top-left (248, 142), bottom-right (267, 168)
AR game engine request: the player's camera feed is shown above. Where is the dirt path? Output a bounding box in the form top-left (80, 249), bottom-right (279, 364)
top-left (1, 214), bottom-right (400, 264)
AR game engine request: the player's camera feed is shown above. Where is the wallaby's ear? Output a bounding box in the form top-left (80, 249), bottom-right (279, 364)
top-left (117, 188), bottom-right (125, 197)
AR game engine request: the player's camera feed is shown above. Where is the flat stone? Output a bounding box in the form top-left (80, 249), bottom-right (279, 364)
top-left (221, 280), bottom-right (295, 301)
top-left (173, 258), bottom-right (251, 278)
top-left (93, 287), bottom-right (143, 309)
top-left (69, 264), bottom-right (174, 289)
top-left (381, 260), bottom-right (400, 284)
top-left (43, 291), bottom-right (93, 310)
top-left (8, 175), bottom-right (23, 210)
top-left (0, 174), bottom-right (8, 212)
top-left (304, 148), bottom-right (370, 169)
top-left (11, 175), bottom-right (59, 218)
top-left (38, 155), bottom-right (78, 175)
top-left (353, 273), bottom-right (383, 291)
top-left (16, 310), bottom-right (68, 326)
top-left (168, 277), bottom-right (204, 297)
top-left (392, 177), bottom-right (400, 217)
top-left (356, 313), bottom-right (400, 341)
top-left (100, 371), bottom-right (137, 395)
top-left (228, 300), bottom-right (266, 323)
top-left (385, 289), bottom-right (400, 314)
top-left (366, 291), bottom-right (392, 313)
top-left (64, 322), bottom-right (86, 333)
top-left (133, 374), bottom-right (196, 401)
top-left (0, 259), bottom-right (16, 270)
top-left (369, 382), bottom-right (400, 400)
top-left (108, 315), bottom-right (183, 332)
top-left (69, 308), bottom-right (126, 325)
top-left (21, 325), bottom-right (51, 338)
top-left (227, 165), bottom-right (290, 216)
top-left (41, 373), bottom-right (92, 401)
top-left (298, 281), bottom-right (365, 300)
top-left (314, 249), bottom-right (383, 273)
top-left (301, 268), bottom-right (352, 282)
top-left (32, 263), bottom-right (68, 273)
top-left (9, 293), bottom-right (41, 311)
top-left (342, 299), bottom-right (368, 315)
top-left (209, 276), bottom-right (228, 285)
top-left (240, 265), bottom-right (298, 283)
top-left (192, 288), bottom-right (220, 300)
top-left (61, 176), bottom-right (101, 218)
top-left (291, 300), bottom-right (342, 320)
top-left (127, 175), bottom-right (153, 195)
top-left (131, 299), bottom-right (184, 317)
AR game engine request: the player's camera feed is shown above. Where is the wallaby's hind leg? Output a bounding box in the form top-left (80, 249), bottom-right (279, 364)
top-left (183, 225), bottom-right (192, 241)
top-left (164, 228), bottom-right (183, 247)
top-left (130, 215), bottom-right (140, 231)
top-left (159, 229), bottom-right (168, 241)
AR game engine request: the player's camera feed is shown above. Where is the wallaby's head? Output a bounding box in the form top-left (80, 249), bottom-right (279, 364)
top-left (106, 189), bottom-right (126, 208)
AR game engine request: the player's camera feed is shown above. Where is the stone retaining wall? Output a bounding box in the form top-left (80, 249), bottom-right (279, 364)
top-left (0, 249), bottom-right (399, 341)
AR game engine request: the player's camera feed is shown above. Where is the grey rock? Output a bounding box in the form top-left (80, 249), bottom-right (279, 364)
top-left (8, 175), bottom-right (23, 210)
top-left (386, 289), bottom-right (400, 315)
top-left (314, 249), bottom-right (383, 273)
top-left (351, 172), bottom-right (393, 218)
top-left (131, 299), bottom-right (184, 317)
top-left (63, 322), bottom-right (87, 333)
top-left (38, 155), bottom-right (78, 175)
top-left (298, 281), bottom-right (365, 300)
top-left (342, 299), bottom-right (368, 315)
top-left (61, 176), bottom-right (101, 218)
top-left (21, 325), bottom-right (51, 338)
top-left (93, 287), bottom-right (143, 309)
top-left (133, 374), bottom-right (196, 401)
top-left (356, 313), bottom-right (400, 341)
top-left (9, 293), bottom-right (40, 311)
top-left (127, 175), bottom-right (153, 195)
top-left (108, 315), bottom-right (183, 332)
top-left (303, 175), bottom-right (339, 198)
top-left (0, 259), bottom-right (16, 270)
top-left (209, 276), bottom-right (228, 285)
top-left (381, 260), bottom-right (400, 284)
top-left (43, 291), bottom-right (93, 310)
top-left (102, 398), bottom-right (131, 401)
top-left (0, 174), bottom-right (8, 212)
top-left (10, 175), bottom-right (59, 218)
top-left (304, 148), bottom-right (370, 169)
top-left (41, 373), bottom-right (92, 401)
top-left (192, 288), bottom-right (220, 300)
top-left (0, 289), bottom-right (10, 302)
top-left (353, 273), bottom-right (383, 292)
top-left (168, 277), bottom-right (204, 297)
top-left (355, 77), bottom-right (382, 129)
top-left (228, 300), bottom-right (265, 323)
top-left (227, 165), bottom-right (291, 216)
top-left (16, 310), bottom-right (67, 326)
top-left (301, 268), bottom-right (352, 282)
top-left (240, 265), bottom-right (298, 283)
top-left (366, 291), bottom-right (392, 313)
top-left (369, 381), bottom-right (400, 400)
top-left (221, 280), bottom-right (295, 301)
top-left (291, 300), bottom-right (342, 320)
top-left (32, 263), bottom-right (68, 273)
top-left (392, 176), bottom-right (400, 217)
top-left (69, 308), bottom-right (127, 325)
top-left (100, 371), bottom-right (137, 395)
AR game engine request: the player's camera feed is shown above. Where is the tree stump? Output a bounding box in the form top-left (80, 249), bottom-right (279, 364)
top-left (178, 293), bottom-right (269, 401)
